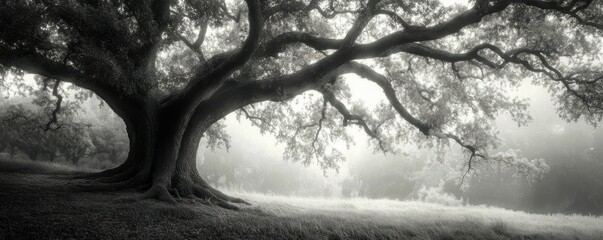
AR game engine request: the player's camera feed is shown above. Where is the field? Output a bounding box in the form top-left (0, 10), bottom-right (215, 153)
top-left (1, 158), bottom-right (602, 240)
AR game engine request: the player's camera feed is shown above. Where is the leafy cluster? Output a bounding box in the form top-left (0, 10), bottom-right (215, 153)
top-left (0, 104), bottom-right (91, 164)
top-left (1, 0), bottom-right (603, 180)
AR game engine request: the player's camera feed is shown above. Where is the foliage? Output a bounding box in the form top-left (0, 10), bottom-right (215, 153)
top-left (0, 104), bottom-right (91, 164)
top-left (199, 135), bottom-right (340, 196)
top-left (1, 0), bottom-right (603, 197)
top-left (416, 183), bottom-right (463, 206)
top-left (0, 88), bottom-right (128, 166)
top-left (88, 123), bottom-right (128, 164)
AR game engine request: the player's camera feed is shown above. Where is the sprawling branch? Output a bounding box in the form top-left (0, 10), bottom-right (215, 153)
top-left (261, 0), bottom-right (510, 63)
top-left (318, 86), bottom-right (388, 152)
top-left (341, 62), bottom-right (488, 165)
top-left (168, 0), bottom-right (264, 106)
top-left (346, 63), bottom-right (431, 134)
top-left (0, 48), bottom-right (80, 83)
top-left (191, 0), bottom-right (600, 178)
top-left (263, 32), bottom-right (343, 57)
top-left (196, 0), bottom-right (516, 138)
top-left (391, 43), bottom-right (603, 112)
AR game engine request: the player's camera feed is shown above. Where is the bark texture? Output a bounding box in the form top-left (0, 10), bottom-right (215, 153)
top-left (2, 0), bottom-right (601, 211)
top-left (80, 94), bottom-right (250, 210)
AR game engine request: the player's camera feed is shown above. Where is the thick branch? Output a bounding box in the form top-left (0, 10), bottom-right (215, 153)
top-left (393, 43), bottom-right (603, 111)
top-left (345, 63), bottom-right (431, 134)
top-left (0, 48), bottom-right (81, 84)
top-left (343, 62), bottom-right (487, 162)
top-left (341, 0), bottom-right (379, 46)
top-left (318, 87), bottom-right (388, 152)
top-left (169, 0), bottom-right (264, 107)
top-left (172, 18), bottom-right (208, 61)
top-left (264, 0), bottom-right (509, 60)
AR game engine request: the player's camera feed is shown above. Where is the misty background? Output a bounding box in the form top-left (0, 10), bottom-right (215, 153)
top-left (1, 75), bottom-right (602, 216)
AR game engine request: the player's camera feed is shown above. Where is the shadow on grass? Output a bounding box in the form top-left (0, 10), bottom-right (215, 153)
top-left (0, 157), bottom-right (601, 240)
top-left (0, 157), bottom-right (94, 175)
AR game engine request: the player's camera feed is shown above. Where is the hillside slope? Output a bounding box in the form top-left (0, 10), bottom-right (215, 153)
top-left (0, 159), bottom-right (602, 240)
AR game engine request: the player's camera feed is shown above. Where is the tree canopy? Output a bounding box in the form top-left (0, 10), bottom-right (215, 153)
top-left (1, 0), bottom-right (602, 208)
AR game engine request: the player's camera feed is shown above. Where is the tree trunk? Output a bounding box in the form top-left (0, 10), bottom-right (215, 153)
top-left (78, 95), bottom-right (248, 210)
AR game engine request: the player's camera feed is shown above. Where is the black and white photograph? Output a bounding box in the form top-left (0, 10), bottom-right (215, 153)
top-left (1, 0), bottom-right (603, 239)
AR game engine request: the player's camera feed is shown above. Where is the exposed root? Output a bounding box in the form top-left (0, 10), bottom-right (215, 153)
top-left (208, 187), bottom-right (251, 205)
top-left (76, 177), bottom-right (142, 192)
top-left (141, 184), bottom-right (177, 204)
top-left (71, 165), bottom-right (129, 180)
top-left (135, 184), bottom-right (151, 191)
top-left (52, 173), bottom-right (94, 180)
top-left (168, 187), bottom-right (182, 199)
top-left (138, 183), bottom-right (244, 211)
top-left (192, 186), bottom-right (241, 210)
top-left (67, 167), bottom-right (250, 210)
top-left (92, 166), bottom-right (139, 183)
top-left (189, 172), bottom-right (251, 205)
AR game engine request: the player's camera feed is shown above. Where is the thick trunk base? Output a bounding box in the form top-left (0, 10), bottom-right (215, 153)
top-left (74, 96), bottom-right (250, 210)
top-left (74, 125), bottom-right (250, 211)
top-left (75, 164), bottom-right (249, 210)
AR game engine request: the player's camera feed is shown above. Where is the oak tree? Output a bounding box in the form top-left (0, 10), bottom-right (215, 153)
top-left (1, 0), bottom-right (602, 209)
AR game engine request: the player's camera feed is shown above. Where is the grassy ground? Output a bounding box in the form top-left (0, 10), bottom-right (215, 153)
top-left (1, 158), bottom-right (602, 240)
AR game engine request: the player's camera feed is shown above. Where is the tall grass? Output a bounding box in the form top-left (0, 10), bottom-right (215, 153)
top-left (224, 190), bottom-right (603, 239)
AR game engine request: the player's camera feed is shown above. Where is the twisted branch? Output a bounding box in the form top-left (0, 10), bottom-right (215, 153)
top-left (44, 79), bottom-right (63, 131)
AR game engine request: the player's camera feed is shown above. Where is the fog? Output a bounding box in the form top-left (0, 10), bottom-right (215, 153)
top-left (2, 72), bottom-right (602, 216)
top-left (193, 81), bottom-right (603, 215)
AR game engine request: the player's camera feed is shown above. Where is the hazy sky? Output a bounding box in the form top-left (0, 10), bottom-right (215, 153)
top-left (5, 0), bottom-right (599, 199)
top-left (200, 76), bottom-right (594, 190)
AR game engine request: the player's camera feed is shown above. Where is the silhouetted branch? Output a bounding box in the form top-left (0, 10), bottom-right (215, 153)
top-left (240, 107), bottom-right (272, 127)
top-left (318, 86), bottom-right (388, 153)
top-left (44, 79), bottom-right (63, 131)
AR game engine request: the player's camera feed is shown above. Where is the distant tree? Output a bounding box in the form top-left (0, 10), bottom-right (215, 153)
top-left (200, 145), bottom-right (306, 194)
top-left (1, 0), bottom-right (602, 209)
top-left (88, 124), bottom-right (129, 164)
top-left (520, 125), bottom-right (603, 214)
top-left (199, 155), bottom-right (236, 187)
top-left (0, 104), bottom-right (91, 163)
top-left (443, 121), bottom-right (603, 215)
top-left (347, 153), bottom-right (423, 199)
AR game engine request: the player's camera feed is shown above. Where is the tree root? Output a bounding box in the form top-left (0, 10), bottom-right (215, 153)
top-left (70, 165), bottom-right (130, 180)
top-left (137, 183), bottom-right (249, 210)
top-left (206, 186), bottom-right (251, 205)
top-left (141, 184), bottom-right (178, 204)
top-left (68, 166), bottom-right (250, 210)
top-left (76, 176), bottom-right (143, 192)
top-left (192, 186), bottom-right (241, 210)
